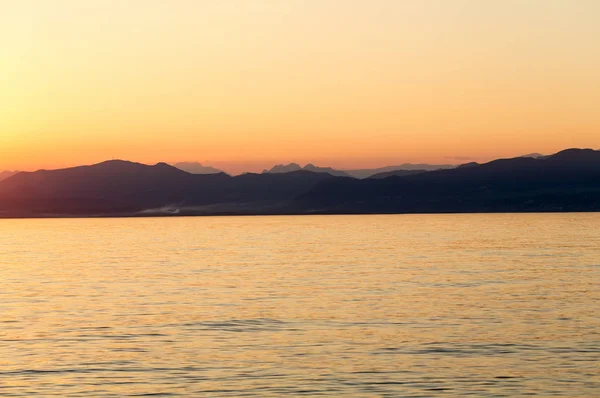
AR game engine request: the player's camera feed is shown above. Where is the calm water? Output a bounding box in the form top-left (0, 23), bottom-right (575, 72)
top-left (1, 214), bottom-right (599, 397)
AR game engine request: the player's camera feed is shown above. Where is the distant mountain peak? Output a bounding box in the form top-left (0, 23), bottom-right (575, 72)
top-left (264, 163), bottom-right (303, 174)
top-left (520, 153), bottom-right (545, 159)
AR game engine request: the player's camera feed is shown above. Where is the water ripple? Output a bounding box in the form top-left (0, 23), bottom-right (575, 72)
top-left (1, 214), bottom-right (599, 397)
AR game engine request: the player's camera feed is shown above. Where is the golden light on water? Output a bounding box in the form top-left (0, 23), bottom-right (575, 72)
top-left (1, 214), bottom-right (599, 395)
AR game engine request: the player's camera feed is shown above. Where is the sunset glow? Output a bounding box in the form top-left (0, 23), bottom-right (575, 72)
top-left (2, 0), bottom-right (600, 173)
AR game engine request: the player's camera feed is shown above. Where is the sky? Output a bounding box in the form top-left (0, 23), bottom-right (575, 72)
top-left (1, 0), bottom-right (599, 174)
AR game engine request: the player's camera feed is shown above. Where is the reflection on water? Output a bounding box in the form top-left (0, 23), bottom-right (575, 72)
top-left (1, 214), bottom-right (599, 396)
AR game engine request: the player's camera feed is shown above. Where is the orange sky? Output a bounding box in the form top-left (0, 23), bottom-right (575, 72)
top-left (1, 0), bottom-right (599, 174)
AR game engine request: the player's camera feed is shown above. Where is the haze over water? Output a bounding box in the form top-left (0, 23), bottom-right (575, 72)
top-left (1, 214), bottom-right (599, 397)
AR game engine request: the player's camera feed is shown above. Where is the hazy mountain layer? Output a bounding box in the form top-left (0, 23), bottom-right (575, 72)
top-left (0, 171), bottom-right (18, 182)
top-left (172, 162), bottom-right (223, 174)
top-left (263, 163), bottom-right (351, 177)
top-left (343, 164), bottom-right (455, 179)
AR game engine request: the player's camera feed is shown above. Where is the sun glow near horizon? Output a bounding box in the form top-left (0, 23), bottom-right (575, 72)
top-left (2, 0), bottom-right (600, 173)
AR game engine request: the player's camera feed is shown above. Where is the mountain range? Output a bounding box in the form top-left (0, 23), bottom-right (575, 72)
top-left (262, 163), bottom-right (455, 178)
top-left (0, 148), bottom-right (598, 217)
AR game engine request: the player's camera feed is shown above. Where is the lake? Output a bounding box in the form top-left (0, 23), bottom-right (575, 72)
top-left (1, 214), bottom-right (599, 397)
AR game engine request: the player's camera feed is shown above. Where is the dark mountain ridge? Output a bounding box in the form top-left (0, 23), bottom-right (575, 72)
top-left (0, 149), bottom-right (598, 217)
top-left (0, 160), bottom-right (335, 217)
top-left (292, 149), bottom-right (600, 213)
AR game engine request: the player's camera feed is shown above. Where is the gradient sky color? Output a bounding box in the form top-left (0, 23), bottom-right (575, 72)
top-left (1, 0), bottom-right (599, 174)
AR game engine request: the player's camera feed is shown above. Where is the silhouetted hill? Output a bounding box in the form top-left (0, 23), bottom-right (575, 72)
top-left (173, 162), bottom-right (223, 174)
top-left (0, 160), bottom-right (222, 215)
top-left (0, 161), bottom-right (334, 217)
top-left (368, 169), bottom-right (429, 179)
top-left (0, 160), bottom-right (193, 198)
top-left (456, 162), bottom-right (480, 169)
top-left (291, 149), bottom-right (600, 214)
